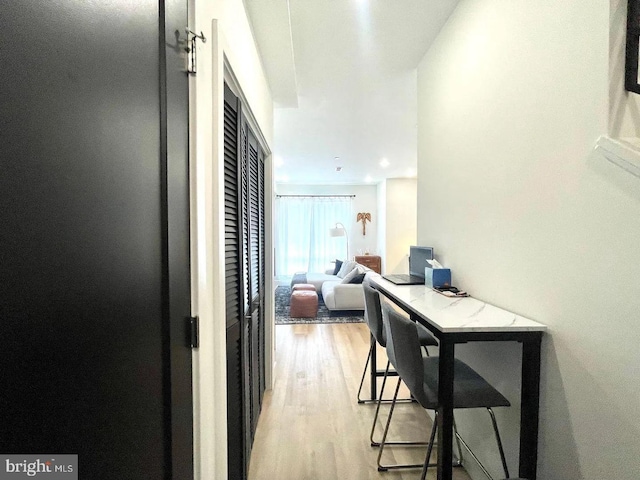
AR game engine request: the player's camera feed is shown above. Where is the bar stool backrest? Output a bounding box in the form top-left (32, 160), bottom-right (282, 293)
top-left (382, 303), bottom-right (433, 409)
top-left (363, 282), bottom-right (385, 347)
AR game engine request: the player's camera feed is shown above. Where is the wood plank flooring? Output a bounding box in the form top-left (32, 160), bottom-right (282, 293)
top-left (248, 323), bottom-right (472, 480)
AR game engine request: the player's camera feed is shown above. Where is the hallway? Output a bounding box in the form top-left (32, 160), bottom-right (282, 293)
top-left (248, 323), bottom-right (472, 480)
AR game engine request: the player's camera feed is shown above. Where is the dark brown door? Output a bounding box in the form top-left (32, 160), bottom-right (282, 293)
top-left (0, 1), bottom-right (193, 478)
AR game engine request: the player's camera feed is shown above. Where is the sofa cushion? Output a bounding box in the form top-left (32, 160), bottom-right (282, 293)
top-left (337, 260), bottom-right (357, 278)
top-left (341, 265), bottom-right (363, 284)
top-left (321, 281), bottom-right (364, 310)
top-left (306, 272), bottom-right (340, 291)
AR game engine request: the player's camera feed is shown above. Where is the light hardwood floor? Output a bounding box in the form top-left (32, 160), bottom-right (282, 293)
top-left (248, 323), bottom-right (472, 480)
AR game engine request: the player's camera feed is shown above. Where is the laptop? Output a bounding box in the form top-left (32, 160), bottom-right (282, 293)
top-left (383, 246), bottom-right (434, 285)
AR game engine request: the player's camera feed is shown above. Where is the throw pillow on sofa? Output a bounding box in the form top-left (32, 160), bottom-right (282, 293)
top-left (341, 265), bottom-right (363, 284)
top-left (337, 260), bottom-right (357, 278)
top-left (349, 273), bottom-right (366, 284)
top-left (332, 259), bottom-right (343, 275)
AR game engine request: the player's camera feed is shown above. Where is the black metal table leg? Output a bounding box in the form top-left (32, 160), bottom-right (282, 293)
top-left (437, 341), bottom-right (455, 480)
top-left (519, 335), bottom-right (542, 480)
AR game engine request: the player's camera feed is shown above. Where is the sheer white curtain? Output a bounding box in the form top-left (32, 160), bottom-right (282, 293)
top-left (275, 196), bottom-right (351, 275)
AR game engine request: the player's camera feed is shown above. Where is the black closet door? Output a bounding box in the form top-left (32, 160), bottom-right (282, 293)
top-left (0, 1), bottom-right (192, 478)
top-left (247, 128), bottom-right (265, 438)
top-left (224, 84), bottom-right (266, 480)
top-left (224, 84), bottom-right (247, 480)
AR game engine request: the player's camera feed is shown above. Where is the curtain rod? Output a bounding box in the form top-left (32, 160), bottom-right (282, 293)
top-left (275, 194), bottom-right (355, 198)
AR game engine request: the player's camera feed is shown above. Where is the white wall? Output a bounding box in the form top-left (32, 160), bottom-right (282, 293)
top-left (381, 178), bottom-right (417, 274)
top-left (190, 1), bottom-right (274, 478)
top-left (275, 184), bottom-right (379, 257)
top-left (418, 2), bottom-right (640, 479)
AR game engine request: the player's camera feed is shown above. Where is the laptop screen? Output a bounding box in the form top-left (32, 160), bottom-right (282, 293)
top-left (409, 246), bottom-right (434, 278)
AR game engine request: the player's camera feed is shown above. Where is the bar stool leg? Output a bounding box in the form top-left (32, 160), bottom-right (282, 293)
top-left (449, 410), bottom-right (510, 480)
top-left (418, 413), bottom-right (464, 479)
top-left (356, 342), bottom-right (374, 403)
top-left (377, 378), bottom-right (428, 471)
top-left (377, 378), bottom-right (401, 471)
top-left (453, 417), bottom-right (463, 466)
top-left (370, 361), bottom-right (390, 446)
top-left (370, 361), bottom-right (430, 447)
top-left (487, 408), bottom-right (510, 479)
top-left (420, 411), bottom-right (439, 480)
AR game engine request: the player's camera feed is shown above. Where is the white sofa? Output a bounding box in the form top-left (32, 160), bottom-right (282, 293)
top-left (301, 263), bottom-right (380, 311)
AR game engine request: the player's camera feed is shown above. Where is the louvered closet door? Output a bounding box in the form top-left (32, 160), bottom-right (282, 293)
top-left (239, 116), bottom-right (253, 468)
top-left (224, 83), bottom-right (267, 480)
top-left (224, 86), bottom-right (241, 331)
top-left (247, 128), bottom-right (264, 437)
top-left (258, 148), bottom-right (266, 407)
top-left (223, 84), bottom-right (246, 480)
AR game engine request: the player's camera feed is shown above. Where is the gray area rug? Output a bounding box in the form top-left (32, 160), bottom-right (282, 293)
top-left (275, 286), bottom-right (364, 325)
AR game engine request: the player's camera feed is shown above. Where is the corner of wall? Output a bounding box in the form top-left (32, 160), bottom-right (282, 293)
top-left (376, 181), bottom-right (387, 272)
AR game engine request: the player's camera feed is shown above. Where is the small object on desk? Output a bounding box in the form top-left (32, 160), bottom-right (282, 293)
top-left (436, 285), bottom-right (457, 292)
top-left (433, 286), bottom-right (469, 297)
top-left (424, 264), bottom-right (451, 288)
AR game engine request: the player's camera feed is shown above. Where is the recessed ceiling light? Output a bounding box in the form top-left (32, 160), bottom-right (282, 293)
top-left (379, 158), bottom-right (389, 168)
top-left (364, 175), bottom-right (373, 183)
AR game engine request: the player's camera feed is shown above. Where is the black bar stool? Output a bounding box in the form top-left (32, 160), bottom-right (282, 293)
top-left (379, 303), bottom-right (512, 479)
top-left (357, 282), bottom-right (438, 448)
top-left (357, 282), bottom-right (438, 403)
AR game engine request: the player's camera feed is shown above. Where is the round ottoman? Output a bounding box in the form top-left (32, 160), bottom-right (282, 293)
top-left (290, 289), bottom-right (319, 318)
top-left (292, 283), bottom-right (316, 292)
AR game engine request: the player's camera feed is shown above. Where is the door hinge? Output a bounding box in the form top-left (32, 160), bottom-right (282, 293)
top-left (189, 316), bottom-right (199, 349)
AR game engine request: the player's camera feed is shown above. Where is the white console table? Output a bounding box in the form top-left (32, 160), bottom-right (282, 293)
top-left (369, 276), bottom-right (547, 480)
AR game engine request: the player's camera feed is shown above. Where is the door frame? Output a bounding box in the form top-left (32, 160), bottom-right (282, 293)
top-left (189, 19), bottom-right (274, 480)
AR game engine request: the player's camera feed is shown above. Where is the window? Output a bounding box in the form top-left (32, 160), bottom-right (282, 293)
top-left (275, 196), bottom-right (352, 275)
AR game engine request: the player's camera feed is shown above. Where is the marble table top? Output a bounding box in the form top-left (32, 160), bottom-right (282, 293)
top-left (370, 276), bottom-right (547, 334)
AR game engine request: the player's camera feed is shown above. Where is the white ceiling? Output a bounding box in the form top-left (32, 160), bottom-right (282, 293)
top-left (245, 0), bottom-right (460, 185)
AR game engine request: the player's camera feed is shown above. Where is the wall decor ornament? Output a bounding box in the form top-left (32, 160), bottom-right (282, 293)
top-left (356, 212), bottom-right (371, 236)
top-left (626, 0), bottom-right (640, 94)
